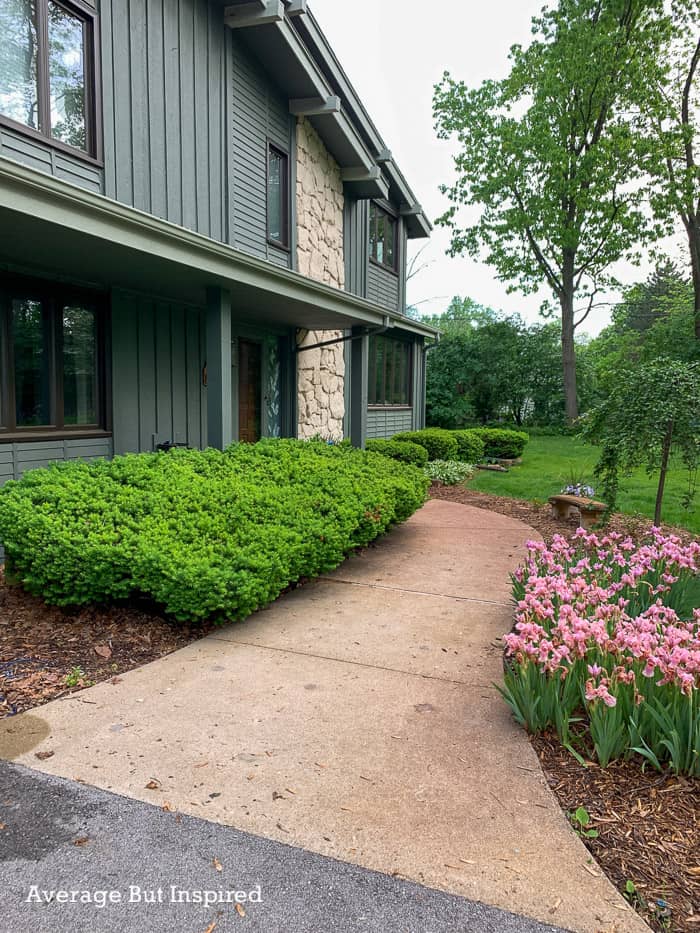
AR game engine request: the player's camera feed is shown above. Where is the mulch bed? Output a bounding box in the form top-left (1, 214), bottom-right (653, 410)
top-left (430, 483), bottom-right (700, 932)
top-left (0, 567), bottom-right (212, 717)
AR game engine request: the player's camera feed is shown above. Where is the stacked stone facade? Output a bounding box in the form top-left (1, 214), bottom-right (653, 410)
top-left (295, 117), bottom-right (346, 440)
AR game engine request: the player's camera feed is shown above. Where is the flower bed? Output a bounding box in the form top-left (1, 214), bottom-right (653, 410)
top-left (500, 529), bottom-right (700, 774)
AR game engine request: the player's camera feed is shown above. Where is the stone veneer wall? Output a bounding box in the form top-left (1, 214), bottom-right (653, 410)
top-left (295, 117), bottom-right (346, 440)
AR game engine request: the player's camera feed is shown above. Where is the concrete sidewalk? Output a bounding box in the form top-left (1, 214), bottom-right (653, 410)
top-left (0, 500), bottom-right (649, 933)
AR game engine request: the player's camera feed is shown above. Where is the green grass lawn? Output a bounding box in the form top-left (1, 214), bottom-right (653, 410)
top-left (468, 435), bottom-right (700, 534)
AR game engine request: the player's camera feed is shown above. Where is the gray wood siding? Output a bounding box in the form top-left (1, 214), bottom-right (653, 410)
top-left (111, 290), bottom-right (207, 455)
top-left (0, 126), bottom-right (102, 194)
top-left (366, 408), bottom-right (414, 439)
top-left (0, 437), bottom-right (113, 485)
top-left (101, 0), bottom-right (226, 241)
top-left (367, 262), bottom-right (400, 312)
top-left (229, 33), bottom-right (293, 265)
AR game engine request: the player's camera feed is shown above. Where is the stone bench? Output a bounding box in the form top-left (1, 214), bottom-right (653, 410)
top-left (548, 494), bottom-right (606, 530)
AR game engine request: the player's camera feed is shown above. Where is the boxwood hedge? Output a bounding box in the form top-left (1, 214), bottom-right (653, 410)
top-left (0, 440), bottom-right (429, 623)
top-left (391, 428), bottom-right (458, 461)
top-left (365, 438), bottom-right (429, 467)
top-left (451, 430), bottom-right (485, 464)
top-left (471, 428), bottom-right (529, 459)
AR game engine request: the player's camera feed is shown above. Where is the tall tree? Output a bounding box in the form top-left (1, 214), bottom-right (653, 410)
top-left (433, 0), bottom-right (668, 421)
top-left (643, 0), bottom-right (700, 338)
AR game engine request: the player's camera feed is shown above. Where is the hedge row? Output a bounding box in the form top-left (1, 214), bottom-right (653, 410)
top-left (365, 438), bottom-right (429, 467)
top-left (392, 427), bottom-right (528, 461)
top-left (0, 440), bottom-right (429, 622)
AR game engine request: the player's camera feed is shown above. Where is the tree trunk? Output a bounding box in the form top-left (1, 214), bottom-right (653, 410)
top-left (654, 419), bottom-right (674, 526)
top-left (688, 218), bottom-right (700, 340)
top-left (560, 283), bottom-right (578, 422)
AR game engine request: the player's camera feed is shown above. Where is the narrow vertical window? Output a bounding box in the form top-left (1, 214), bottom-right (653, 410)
top-left (267, 144), bottom-right (289, 248)
top-left (368, 202), bottom-right (398, 272)
top-left (48, 1), bottom-right (87, 150)
top-left (0, 0), bottom-right (40, 130)
top-left (62, 303), bottom-right (97, 425)
top-left (12, 297), bottom-right (51, 427)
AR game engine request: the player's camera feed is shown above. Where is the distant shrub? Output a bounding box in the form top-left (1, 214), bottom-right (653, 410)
top-left (424, 460), bottom-right (475, 485)
top-left (365, 438), bottom-right (429, 468)
top-left (451, 430), bottom-right (486, 463)
top-left (470, 428), bottom-right (529, 459)
top-left (392, 428), bottom-right (458, 461)
top-left (0, 440), bottom-right (429, 623)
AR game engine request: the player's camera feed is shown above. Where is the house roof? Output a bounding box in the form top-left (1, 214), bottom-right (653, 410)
top-left (223, 0), bottom-right (432, 239)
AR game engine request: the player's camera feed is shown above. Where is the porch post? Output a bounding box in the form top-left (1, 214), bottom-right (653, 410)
top-left (349, 326), bottom-right (368, 448)
top-left (206, 286), bottom-right (233, 449)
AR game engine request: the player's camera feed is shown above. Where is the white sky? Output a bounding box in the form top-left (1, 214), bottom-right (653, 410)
top-left (311, 0), bottom-right (686, 336)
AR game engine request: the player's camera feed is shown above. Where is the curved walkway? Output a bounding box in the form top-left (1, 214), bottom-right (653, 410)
top-left (0, 500), bottom-right (648, 932)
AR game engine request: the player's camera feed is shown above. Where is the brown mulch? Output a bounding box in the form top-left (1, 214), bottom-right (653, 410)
top-left (0, 566), bottom-right (212, 717)
top-left (429, 483), bottom-right (699, 932)
top-left (533, 733), bottom-right (700, 932)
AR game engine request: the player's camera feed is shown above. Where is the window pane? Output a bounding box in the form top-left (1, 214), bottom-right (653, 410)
top-left (48, 2), bottom-right (86, 150)
top-left (63, 304), bottom-right (97, 425)
top-left (385, 216), bottom-right (395, 268)
top-left (268, 148), bottom-right (285, 243)
top-left (375, 212), bottom-right (385, 265)
top-left (0, 0), bottom-right (39, 130)
top-left (374, 336), bottom-right (385, 404)
top-left (369, 203), bottom-right (377, 260)
top-left (13, 297), bottom-right (51, 426)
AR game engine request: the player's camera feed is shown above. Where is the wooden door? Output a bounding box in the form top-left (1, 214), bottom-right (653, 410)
top-left (238, 339), bottom-right (262, 443)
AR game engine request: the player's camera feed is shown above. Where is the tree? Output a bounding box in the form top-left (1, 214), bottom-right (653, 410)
top-left (642, 1), bottom-right (700, 338)
top-left (433, 0), bottom-right (668, 421)
top-left (581, 359), bottom-right (700, 524)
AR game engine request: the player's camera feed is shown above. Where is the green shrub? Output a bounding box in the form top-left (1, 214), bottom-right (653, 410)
top-left (424, 460), bottom-right (475, 485)
top-left (365, 438), bottom-right (429, 468)
top-left (0, 440), bottom-right (428, 623)
top-left (392, 428), bottom-right (458, 461)
top-left (470, 428), bottom-right (529, 459)
top-left (451, 430), bottom-right (486, 463)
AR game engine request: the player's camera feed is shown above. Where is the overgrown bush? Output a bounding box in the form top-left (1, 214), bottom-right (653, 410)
top-left (500, 530), bottom-right (700, 774)
top-left (0, 440), bottom-right (429, 623)
top-left (392, 428), bottom-right (458, 461)
top-left (451, 430), bottom-right (486, 463)
top-left (470, 427), bottom-right (529, 459)
top-left (365, 438), bottom-right (429, 467)
top-left (424, 460), bottom-right (475, 485)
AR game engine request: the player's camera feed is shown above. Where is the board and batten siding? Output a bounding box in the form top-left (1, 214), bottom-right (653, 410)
top-left (0, 125), bottom-right (102, 194)
top-left (366, 408), bottom-right (414, 439)
top-left (229, 33), bottom-right (294, 266)
top-left (100, 0), bottom-right (226, 241)
top-left (111, 290), bottom-right (207, 455)
top-left (0, 437), bottom-right (113, 486)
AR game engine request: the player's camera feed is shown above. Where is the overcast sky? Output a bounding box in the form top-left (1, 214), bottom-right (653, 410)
top-left (311, 0), bottom-right (684, 336)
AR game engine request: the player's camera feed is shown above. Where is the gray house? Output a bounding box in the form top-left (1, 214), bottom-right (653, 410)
top-left (0, 0), bottom-right (434, 483)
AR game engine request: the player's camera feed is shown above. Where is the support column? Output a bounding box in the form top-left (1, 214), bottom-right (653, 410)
top-left (349, 327), bottom-right (368, 448)
top-left (206, 286), bottom-right (233, 449)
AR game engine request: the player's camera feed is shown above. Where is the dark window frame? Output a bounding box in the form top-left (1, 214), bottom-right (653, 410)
top-left (0, 0), bottom-right (102, 164)
top-left (369, 201), bottom-right (399, 274)
top-left (367, 334), bottom-right (413, 408)
top-left (266, 141), bottom-right (290, 251)
top-left (0, 274), bottom-right (110, 440)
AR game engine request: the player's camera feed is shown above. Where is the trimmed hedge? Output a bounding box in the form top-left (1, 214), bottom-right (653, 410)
top-left (365, 438), bottom-right (429, 468)
top-left (0, 440), bottom-right (429, 622)
top-left (451, 430), bottom-right (486, 464)
top-left (392, 428), bottom-right (458, 461)
top-left (470, 428), bottom-right (529, 459)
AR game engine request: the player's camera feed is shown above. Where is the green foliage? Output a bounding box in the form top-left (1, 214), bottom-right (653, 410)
top-left (569, 807), bottom-right (599, 839)
top-left (423, 460), bottom-right (475, 486)
top-left (392, 429), bottom-right (458, 461)
top-left (470, 428), bottom-right (529, 459)
top-left (0, 440), bottom-right (429, 623)
top-left (451, 430), bottom-right (486, 463)
top-left (365, 438), bottom-right (429, 468)
top-left (581, 359), bottom-right (700, 522)
top-left (433, 0), bottom-right (670, 418)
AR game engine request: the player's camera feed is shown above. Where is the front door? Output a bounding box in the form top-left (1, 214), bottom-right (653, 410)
top-left (238, 339), bottom-right (262, 443)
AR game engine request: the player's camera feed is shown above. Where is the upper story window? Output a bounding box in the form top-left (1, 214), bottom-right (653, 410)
top-left (369, 202), bottom-right (398, 272)
top-left (0, 276), bottom-right (106, 435)
top-left (267, 143), bottom-right (289, 249)
top-left (368, 334), bottom-right (412, 407)
top-left (0, 0), bottom-right (98, 157)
